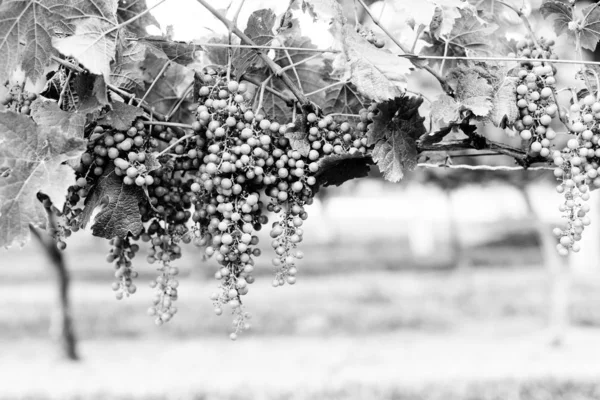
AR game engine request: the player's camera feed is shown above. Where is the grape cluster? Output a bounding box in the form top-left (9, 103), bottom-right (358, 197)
top-left (551, 94), bottom-right (600, 255)
top-left (56, 66), bottom-right (369, 338)
top-left (0, 84), bottom-right (36, 114)
top-left (108, 236), bottom-right (139, 299)
top-left (513, 38), bottom-right (559, 156)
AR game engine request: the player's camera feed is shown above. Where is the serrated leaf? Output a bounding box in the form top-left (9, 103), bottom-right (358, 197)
top-left (322, 81), bottom-right (366, 115)
top-left (367, 96), bottom-right (426, 182)
top-left (0, 111), bottom-right (85, 247)
top-left (446, 9), bottom-right (498, 55)
top-left (80, 166), bottom-right (145, 239)
top-left (96, 101), bottom-right (143, 130)
top-left (315, 153), bottom-right (371, 187)
top-left (284, 131), bottom-right (311, 157)
top-left (0, 0), bottom-right (117, 83)
top-left (447, 64), bottom-right (494, 117)
top-left (540, 0), bottom-right (573, 37)
top-left (491, 76), bottom-right (519, 128)
top-left (431, 94), bottom-right (460, 125)
top-left (580, 3), bottom-right (600, 51)
top-left (233, 9), bottom-right (276, 78)
top-left (30, 100), bottom-right (86, 138)
top-left (335, 25), bottom-right (412, 102)
top-left (52, 18), bottom-right (117, 80)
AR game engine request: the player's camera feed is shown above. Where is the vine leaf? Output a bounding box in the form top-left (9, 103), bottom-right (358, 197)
top-left (96, 101), bottom-right (143, 130)
top-left (491, 76), bottom-right (519, 128)
top-left (446, 9), bottom-right (498, 55)
top-left (72, 73), bottom-right (110, 114)
top-left (285, 131), bottom-right (311, 157)
top-left (111, 32), bottom-right (147, 91)
top-left (0, 1), bottom-right (53, 83)
top-left (540, 0), bottom-right (573, 38)
top-left (0, 0), bottom-right (118, 83)
top-left (580, 3), bottom-right (600, 51)
top-left (335, 25), bottom-right (412, 102)
top-left (0, 111), bottom-right (85, 248)
top-left (431, 94), bottom-right (461, 125)
top-left (30, 100), bottom-right (86, 138)
top-left (367, 96), bottom-right (426, 182)
top-left (80, 166), bottom-right (145, 239)
top-left (315, 153), bottom-right (371, 187)
top-left (201, 35), bottom-right (230, 66)
top-left (322, 81), bottom-right (366, 115)
top-left (233, 9), bottom-right (276, 78)
top-left (52, 18), bottom-right (117, 80)
top-left (396, 0), bottom-right (476, 37)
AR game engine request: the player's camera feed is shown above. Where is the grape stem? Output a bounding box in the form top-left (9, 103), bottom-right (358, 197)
top-left (355, 0), bottom-right (454, 96)
top-left (142, 121), bottom-right (195, 130)
top-left (195, 0), bottom-right (311, 106)
top-left (157, 133), bottom-right (197, 157)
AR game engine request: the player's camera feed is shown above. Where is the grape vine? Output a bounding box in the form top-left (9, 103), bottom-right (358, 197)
top-left (2, 0), bottom-right (600, 339)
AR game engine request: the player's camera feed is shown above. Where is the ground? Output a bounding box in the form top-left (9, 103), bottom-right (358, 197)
top-left (2, 183), bottom-right (600, 399)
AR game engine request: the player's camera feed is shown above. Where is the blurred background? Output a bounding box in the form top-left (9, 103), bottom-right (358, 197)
top-left (4, 0), bottom-right (600, 399)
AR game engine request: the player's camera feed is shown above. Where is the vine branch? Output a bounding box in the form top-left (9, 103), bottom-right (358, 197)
top-left (195, 0), bottom-right (310, 106)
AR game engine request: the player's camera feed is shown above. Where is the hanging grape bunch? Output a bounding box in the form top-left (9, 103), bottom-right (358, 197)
top-left (513, 37), bottom-right (559, 157)
top-left (0, 84), bottom-right (36, 114)
top-left (551, 94), bottom-right (600, 255)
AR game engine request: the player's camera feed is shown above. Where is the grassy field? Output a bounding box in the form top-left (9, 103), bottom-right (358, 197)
top-left (3, 267), bottom-right (600, 399)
